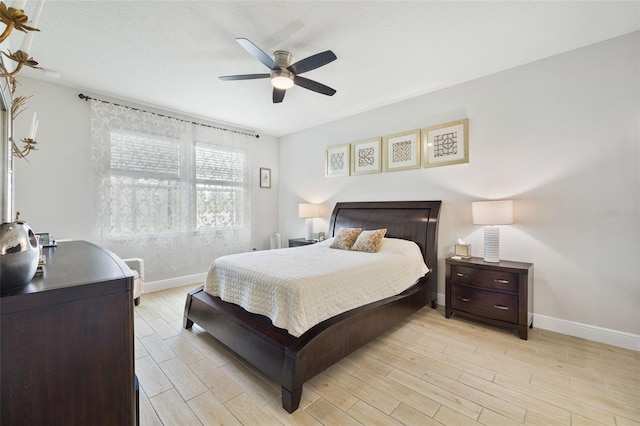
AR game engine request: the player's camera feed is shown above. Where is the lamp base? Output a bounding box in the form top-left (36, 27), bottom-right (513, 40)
top-left (304, 218), bottom-right (314, 241)
top-left (483, 226), bottom-right (500, 263)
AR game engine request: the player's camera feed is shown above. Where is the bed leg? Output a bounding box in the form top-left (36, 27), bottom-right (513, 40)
top-left (183, 289), bottom-right (195, 329)
top-left (431, 299), bottom-right (437, 309)
top-left (281, 386), bottom-right (302, 413)
top-left (183, 317), bottom-right (194, 329)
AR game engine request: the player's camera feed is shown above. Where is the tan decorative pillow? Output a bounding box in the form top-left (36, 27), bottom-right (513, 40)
top-left (330, 227), bottom-right (362, 250)
top-left (351, 229), bottom-right (387, 253)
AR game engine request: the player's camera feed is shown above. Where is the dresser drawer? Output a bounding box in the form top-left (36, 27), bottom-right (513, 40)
top-left (450, 265), bottom-right (518, 292)
top-left (451, 284), bottom-right (518, 323)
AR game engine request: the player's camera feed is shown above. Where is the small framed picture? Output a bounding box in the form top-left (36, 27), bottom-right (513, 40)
top-left (35, 232), bottom-right (56, 247)
top-left (351, 137), bottom-right (381, 175)
top-left (454, 243), bottom-right (472, 259)
top-left (326, 143), bottom-right (350, 177)
top-left (423, 118), bottom-right (469, 168)
top-left (383, 129), bottom-right (421, 172)
top-left (259, 167), bottom-right (271, 188)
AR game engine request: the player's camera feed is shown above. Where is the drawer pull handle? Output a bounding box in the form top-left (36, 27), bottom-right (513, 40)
top-left (494, 279), bottom-right (510, 284)
top-left (456, 273), bottom-right (469, 278)
top-left (457, 297), bottom-right (470, 302)
top-left (493, 304), bottom-right (510, 310)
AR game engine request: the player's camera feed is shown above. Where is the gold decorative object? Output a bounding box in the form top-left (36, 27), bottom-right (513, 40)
top-left (0, 1), bottom-right (42, 80)
top-left (11, 93), bottom-right (38, 159)
top-left (0, 1), bottom-right (45, 159)
top-left (0, 48), bottom-right (39, 77)
top-left (0, 2), bottom-right (39, 43)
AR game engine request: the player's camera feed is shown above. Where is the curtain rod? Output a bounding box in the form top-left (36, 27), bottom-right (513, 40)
top-left (78, 93), bottom-right (259, 139)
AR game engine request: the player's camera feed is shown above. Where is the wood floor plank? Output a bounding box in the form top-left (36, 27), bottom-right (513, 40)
top-left (323, 363), bottom-right (401, 414)
top-left (434, 404), bottom-right (482, 425)
top-left (459, 371), bottom-right (571, 425)
top-left (164, 334), bottom-right (207, 365)
top-left (188, 358), bottom-right (244, 403)
top-left (347, 399), bottom-right (406, 426)
top-left (420, 369), bottom-right (526, 423)
top-left (352, 365), bottom-right (442, 417)
top-left (387, 368), bottom-right (483, 420)
top-left (136, 355), bottom-right (174, 398)
top-left (390, 402), bottom-right (444, 426)
top-left (305, 372), bottom-right (359, 411)
top-left (138, 388), bottom-right (164, 426)
top-left (135, 314), bottom-right (157, 339)
top-left (263, 398), bottom-right (323, 426)
top-left (135, 336), bottom-right (149, 359)
top-left (494, 374), bottom-right (616, 425)
top-left (187, 392), bottom-right (241, 426)
top-left (150, 389), bottom-right (202, 426)
top-left (147, 316), bottom-right (182, 340)
top-left (225, 393), bottom-right (282, 426)
top-left (304, 398), bottom-right (362, 426)
top-left (219, 359), bottom-right (280, 407)
top-left (140, 333), bottom-right (178, 364)
top-left (159, 357), bottom-right (208, 401)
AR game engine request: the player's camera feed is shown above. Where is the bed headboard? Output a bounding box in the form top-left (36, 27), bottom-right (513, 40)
top-left (328, 200), bottom-right (441, 274)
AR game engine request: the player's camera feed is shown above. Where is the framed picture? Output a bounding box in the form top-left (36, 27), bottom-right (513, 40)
top-left (423, 118), bottom-right (469, 168)
top-left (325, 143), bottom-right (350, 177)
top-left (351, 137), bottom-right (381, 175)
top-left (383, 129), bottom-right (421, 172)
top-left (259, 167), bottom-right (271, 188)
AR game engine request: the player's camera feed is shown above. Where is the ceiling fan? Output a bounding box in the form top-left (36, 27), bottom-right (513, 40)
top-left (220, 38), bottom-right (337, 104)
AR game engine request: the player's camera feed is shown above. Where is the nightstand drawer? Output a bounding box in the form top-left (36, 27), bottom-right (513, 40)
top-left (450, 265), bottom-right (518, 292)
top-left (451, 284), bottom-right (518, 323)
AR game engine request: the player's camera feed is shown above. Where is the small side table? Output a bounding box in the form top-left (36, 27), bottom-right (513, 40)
top-left (288, 238), bottom-right (317, 247)
top-left (445, 256), bottom-right (533, 339)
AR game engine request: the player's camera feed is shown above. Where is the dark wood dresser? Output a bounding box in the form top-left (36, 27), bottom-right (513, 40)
top-left (445, 256), bottom-right (533, 339)
top-left (1, 240), bottom-right (136, 425)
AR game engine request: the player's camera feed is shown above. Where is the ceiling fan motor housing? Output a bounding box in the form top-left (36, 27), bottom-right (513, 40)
top-left (273, 50), bottom-right (292, 68)
top-left (271, 51), bottom-right (295, 89)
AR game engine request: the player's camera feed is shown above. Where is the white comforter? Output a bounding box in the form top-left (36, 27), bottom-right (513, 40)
top-left (204, 238), bottom-right (429, 337)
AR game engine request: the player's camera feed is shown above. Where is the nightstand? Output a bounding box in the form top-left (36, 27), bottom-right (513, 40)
top-left (445, 256), bottom-right (533, 339)
top-left (288, 238), bottom-right (317, 247)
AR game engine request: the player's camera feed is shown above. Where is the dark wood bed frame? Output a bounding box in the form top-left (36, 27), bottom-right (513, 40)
top-left (183, 200), bottom-right (441, 412)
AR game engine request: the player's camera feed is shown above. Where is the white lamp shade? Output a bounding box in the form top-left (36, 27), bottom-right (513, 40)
top-left (298, 203), bottom-right (320, 218)
top-left (472, 200), bottom-right (514, 225)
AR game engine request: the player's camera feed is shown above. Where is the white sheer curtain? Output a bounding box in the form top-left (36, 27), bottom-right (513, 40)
top-left (90, 99), bottom-right (252, 282)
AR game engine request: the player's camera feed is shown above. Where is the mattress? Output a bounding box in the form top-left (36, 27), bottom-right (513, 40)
top-left (204, 237), bottom-right (428, 337)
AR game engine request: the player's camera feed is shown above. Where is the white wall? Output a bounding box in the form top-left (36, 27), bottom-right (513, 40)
top-left (12, 78), bottom-right (279, 280)
top-left (278, 33), bottom-right (640, 344)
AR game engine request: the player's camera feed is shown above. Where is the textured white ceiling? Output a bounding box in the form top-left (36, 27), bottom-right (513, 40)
top-left (16, 1), bottom-right (640, 137)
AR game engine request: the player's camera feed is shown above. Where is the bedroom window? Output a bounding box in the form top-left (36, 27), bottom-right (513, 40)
top-left (108, 130), bottom-right (182, 237)
top-left (195, 142), bottom-right (246, 230)
top-left (90, 98), bottom-right (253, 281)
top-left (105, 132), bottom-right (249, 236)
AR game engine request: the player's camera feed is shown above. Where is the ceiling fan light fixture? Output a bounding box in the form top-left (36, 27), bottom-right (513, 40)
top-left (271, 69), bottom-right (294, 89)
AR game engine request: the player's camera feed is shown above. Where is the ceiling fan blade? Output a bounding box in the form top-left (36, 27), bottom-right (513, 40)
top-left (288, 50), bottom-right (337, 75)
top-left (236, 38), bottom-right (278, 70)
top-left (293, 76), bottom-right (336, 96)
top-left (219, 73), bottom-right (270, 81)
top-left (273, 88), bottom-right (286, 103)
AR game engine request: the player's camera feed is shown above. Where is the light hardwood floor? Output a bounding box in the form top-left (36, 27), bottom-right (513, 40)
top-left (134, 285), bottom-right (639, 426)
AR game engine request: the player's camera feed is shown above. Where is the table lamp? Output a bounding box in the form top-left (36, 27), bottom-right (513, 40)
top-left (472, 200), bottom-right (514, 263)
top-left (298, 203), bottom-right (320, 241)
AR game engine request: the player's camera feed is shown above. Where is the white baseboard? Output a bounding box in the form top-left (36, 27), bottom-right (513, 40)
top-left (144, 273), bottom-right (206, 293)
top-left (436, 293), bottom-right (639, 351)
top-left (532, 314), bottom-right (639, 351)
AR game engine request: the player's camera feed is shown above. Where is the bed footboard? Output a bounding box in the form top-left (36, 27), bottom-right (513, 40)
top-left (183, 273), bottom-right (432, 413)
